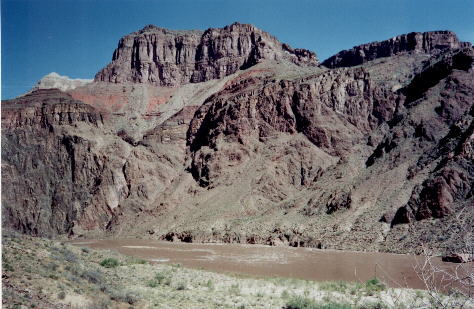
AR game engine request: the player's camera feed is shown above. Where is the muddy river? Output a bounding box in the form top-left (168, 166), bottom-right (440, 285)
top-left (69, 239), bottom-right (470, 290)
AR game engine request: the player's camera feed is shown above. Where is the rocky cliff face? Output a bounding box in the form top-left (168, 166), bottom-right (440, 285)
top-left (186, 66), bottom-right (398, 188)
top-left (2, 89), bottom-right (107, 236)
top-left (3, 24), bottom-right (473, 255)
top-left (322, 31), bottom-right (471, 68)
top-left (95, 22), bottom-right (318, 86)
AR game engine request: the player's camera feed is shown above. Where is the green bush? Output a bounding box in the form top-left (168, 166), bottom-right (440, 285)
top-left (365, 278), bottom-right (386, 295)
top-left (132, 258), bottom-right (148, 264)
top-left (206, 279), bottom-right (214, 290)
top-left (146, 280), bottom-right (159, 288)
top-left (319, 281), bottom-right (349, 293)
top-left (285, 296), bottom-right (353, 309)
top-left (285, 295), bottom-right (317, 309)
top-left (317, 304), bottom-right (353, 309)
top-left (100, 258), bottom-right (119, 268)
top-left (362, 302), bottom-right (388, 309)
top-left (146, 271), bottom-right (169, 287)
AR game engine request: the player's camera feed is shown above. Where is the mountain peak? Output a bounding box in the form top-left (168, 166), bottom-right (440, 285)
top-left (95, 23), bottom-right (318, 86)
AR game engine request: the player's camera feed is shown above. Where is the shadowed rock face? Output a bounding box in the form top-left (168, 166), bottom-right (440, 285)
top-left (322, 31), bottom-right (472, 68)
top-left (95, 22), bottom-right (318, 86)
top-left (1, 89), bottom-right (108, 236)
top-left (2, 24), bottom-right (473, 255)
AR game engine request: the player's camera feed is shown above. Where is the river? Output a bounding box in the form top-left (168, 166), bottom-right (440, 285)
top-left (69, 239), bottom-right (470, 290)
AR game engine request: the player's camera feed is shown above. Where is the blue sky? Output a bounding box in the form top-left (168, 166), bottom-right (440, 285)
top-left (2, 0), bottom-right (473, 99)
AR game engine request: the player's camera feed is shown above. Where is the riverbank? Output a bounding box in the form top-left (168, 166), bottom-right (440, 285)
top-left (2, 232), bottom-right (472, 308)
top-left (67, 238), bottom-right (453, 290)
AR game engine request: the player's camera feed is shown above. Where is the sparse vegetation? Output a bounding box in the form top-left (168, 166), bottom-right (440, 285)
top-left (229, 283), bottom-right (241, 295)
top-left (57, 291), bottom-right (66, 300)
top-left (2, 232), bottom-right (472, 309)
top-left (109, 288), bottom-right (140, 304)
top-left (206, 279), bottom-right (215, 290)
top-left (146, 271), bottom-right (170, 287)
top-left (364, 278), bottom-right (386, 295)
top-left (99, 258), bottom-right (119, 268)
top-left (320, 281), bottom-right (350, 293)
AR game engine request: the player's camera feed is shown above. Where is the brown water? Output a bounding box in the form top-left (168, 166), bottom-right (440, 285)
top-left (69, 239), bottom-right (470, 290)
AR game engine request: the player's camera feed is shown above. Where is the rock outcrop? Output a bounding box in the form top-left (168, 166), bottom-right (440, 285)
top-left (2, 89), bottom-right (102, 129)
top-left (95, 22), bottom-right (318, 86)
top-left (322, 31), bottom-right (471, 68)
top-left (2, 89), bottom-right (107, 236)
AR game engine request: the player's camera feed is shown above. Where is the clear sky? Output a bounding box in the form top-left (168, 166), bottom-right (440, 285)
top-left (2, 0), bottom-right (473, 99)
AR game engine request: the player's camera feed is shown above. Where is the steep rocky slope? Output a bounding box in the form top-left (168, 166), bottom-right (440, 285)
top-left (2, 23), bottom-right (473, 255)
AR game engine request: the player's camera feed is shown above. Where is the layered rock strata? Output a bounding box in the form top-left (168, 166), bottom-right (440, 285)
top-left (322, 31), bottom-right (471, 68)
top-left (95, 22), bottom-right (318, 86)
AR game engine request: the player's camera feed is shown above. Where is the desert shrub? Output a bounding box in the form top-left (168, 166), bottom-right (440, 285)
top-left (100, 258), bottom-right (119, 268)
top-left (154, 272), bottom-right (167, 283)
top-left (176, 282), bottom-right (187, 290)
top-left (320, 281), bottom-right (349, 293)
top-left (131, 258), bottom-right (148, 264)
top-left (317, 304), bottom-right (353, 309)
top-left (109, 289), bottom-right (140, 304)
top-left (285, 296), bottom-right (317, 309)
top-left (3, 261), bottom-right (14, 272)
top-left (285, 296), bottom-right (354, 309)
top-left (63, 249), bottom-right (78, 263)
top-left (146, 280), bottom-right (159, 288)
top-left (85, 298), bottom-right (111, 309)
top-left (365, 278), bottom-right (386, 295)
top-left (229, 283), bottom-right (240, 295)
top-left (361, 302), bottom-right (388, 309)
top-left (64, 272), bottom-right (81, 284)
top-left (81, 269), bottom-right (104, 284)
top-left (206, 279), bottom-right (214, 290)
top-left (67, 264), bottom-right (83, 277)
top-left (45, 262), bottom-right (59, 272)
top-left (58, 291), bottom-right (66, 300)
top-left (146, 271), bottom-right (170, 287)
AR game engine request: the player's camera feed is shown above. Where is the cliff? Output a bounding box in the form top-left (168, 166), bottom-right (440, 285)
top-left (95, 22), bottom-right (318, 86)
top-left (322, 31), bottom-right (471, 68)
